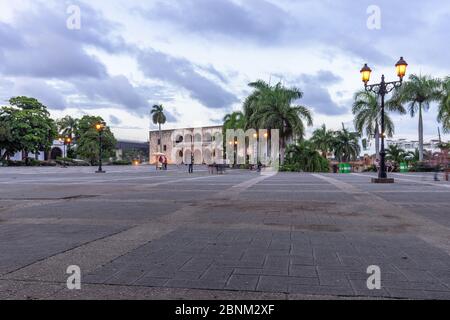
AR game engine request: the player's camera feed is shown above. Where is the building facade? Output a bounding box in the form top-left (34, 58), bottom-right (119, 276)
top-left (386, 139), bottom-right (443, 154)
top-left (149, 126), bottom-right (223, 164)
top-left (1, 140), bottom-right (67, 161)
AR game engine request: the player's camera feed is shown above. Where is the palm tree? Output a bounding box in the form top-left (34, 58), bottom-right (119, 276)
top-left (246, 81), bottom-right (313, 163)
top-left (437, 76), bottom-right (450, 133)
top-left (57, 115), bottom-right (79, 141)
top-left (310, 124), bottom-right (334, 158)
top-left (243, 80), bottom-right (272, 130)
top-left (385, 144), bottom-right (407, 165)
top-left (284, 141), bottom-right (329, 172)
top-left (332, 124), bottom-right (361, 162)
top-left (352, 90), bottom-right (401, 160)
top-left (390, 74), bottom-right (441, 161)
top-left (223, 111), bottom-right (246, 131)
top-left (151, 104), bottom-right (167, 153)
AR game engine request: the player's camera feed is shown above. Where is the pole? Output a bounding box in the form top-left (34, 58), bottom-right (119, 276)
top-left (63, 142), bottom-right (67, 168)
top-left (96, 129), bottom-right (105, 173)
top-left (379, 75), bottom-right (387, 179)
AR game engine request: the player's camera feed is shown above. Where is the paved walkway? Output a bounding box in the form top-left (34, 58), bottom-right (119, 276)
top-left (0, 166), bottom-right (449, 299)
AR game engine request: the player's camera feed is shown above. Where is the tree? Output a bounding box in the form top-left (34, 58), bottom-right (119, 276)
top-left (223, 111), bottom-right (246, 131)
top-left (76, 116), bottom-right (116, 165)
top-left (0, 97), bottom-right (57, 164)
top-left (57, 115), bottom-right (79, 140)
top-left (282, 141), bottom-right (329, 172)
top-left (332, 125), bottom-right (361, 162)
top-left (352, 90), bottom-right (401, 160)
top-left (245, 81), bottom-right (313, 163)
top-left (385, 144), bottom-right (407, 165)
top-left (0, 118), bottom-right (14, 160)
top-left (57, 115), bottom-right (79, 158)
top-left (437, 76), bottom-right (450, 133)
top-left (390, 74), bottom-right (441, 161)
top-left (151, 104), bottom-right (167, 153)
top-left (310, 124), bottom-right (334, 158)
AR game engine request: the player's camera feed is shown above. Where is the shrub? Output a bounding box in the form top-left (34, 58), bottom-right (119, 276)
top-left (282, 142), bottom-right (330, 172)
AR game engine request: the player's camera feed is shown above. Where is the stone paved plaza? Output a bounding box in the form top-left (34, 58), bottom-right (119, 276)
top-left (0, 166), bottom-right (449, 300)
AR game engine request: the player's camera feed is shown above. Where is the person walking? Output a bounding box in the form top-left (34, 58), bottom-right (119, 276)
top-left (163, 156), bottom-right (168, 170)
top-left (188, 154), bottom-right (194, 174)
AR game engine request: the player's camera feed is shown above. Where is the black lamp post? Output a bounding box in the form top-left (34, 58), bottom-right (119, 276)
top-left (58, 136), bottom-right (72, 168)
top-left (95, 121), bottom-right (106, 174)
top-left (360, 57), bottom-right (408, 183)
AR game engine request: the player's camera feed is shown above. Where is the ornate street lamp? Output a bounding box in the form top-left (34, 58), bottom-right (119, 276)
top-left (58, 136), bottom-right (72, 168)
top-left (360, 57), bottom-right (408, 183)
top-left (95, 121), bottom-right (107, 173)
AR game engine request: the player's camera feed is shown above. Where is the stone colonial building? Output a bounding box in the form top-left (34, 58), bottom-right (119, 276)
top-left (1, 140), bottom-right (67, 161)
top-left (149, 126), bottom-right (223, 164)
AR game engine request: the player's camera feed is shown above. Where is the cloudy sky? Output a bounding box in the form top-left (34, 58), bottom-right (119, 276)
top-left (0, 0), bottom-right (449, 145)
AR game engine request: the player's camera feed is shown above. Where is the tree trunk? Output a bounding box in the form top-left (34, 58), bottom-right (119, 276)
top-left (159, 123), bottom-right (162, 153)
top-left (280, 138), bottom-right (286, 166)
top-left (418, 104), bottom-right (424, 162)
top-left (374, 123), bottom-right (380, 160)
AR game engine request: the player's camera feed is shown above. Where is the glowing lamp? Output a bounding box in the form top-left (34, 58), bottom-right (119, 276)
top-left (395, 57), bottom-right (408, 80)
top-left (360, 63), bottom-right (372, 84)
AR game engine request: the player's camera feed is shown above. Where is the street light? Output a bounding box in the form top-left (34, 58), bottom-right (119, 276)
top-left (95, 121), bottom-right (106, 173)
top-left (360, 57), bottom-right (408, 183)
top-left (58, 136), bottom-right (72, 168)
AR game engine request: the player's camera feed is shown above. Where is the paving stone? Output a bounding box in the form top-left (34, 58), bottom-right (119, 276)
top-left (134, 276), bottom-right (168, 287)
top-left (289, 265), bottom-right (317, 278)
top-left (289, 284), bottom-right (355, 296)
top-left (225, 275), bottom-right (259, 291)
top-left (257, 275), bottom-right (319, 293)
top-left (165, 279), bottom-right (226, 290)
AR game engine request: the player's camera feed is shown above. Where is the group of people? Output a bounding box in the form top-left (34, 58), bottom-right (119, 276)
top-left (156, 155), bottom-right (168, 170)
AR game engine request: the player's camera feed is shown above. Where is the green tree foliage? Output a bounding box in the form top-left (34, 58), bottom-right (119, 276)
top-left (310, 124), bottom-right (334, 158)
top-left (332, 125), bottom-right (361, 162)
top-left (389, 74), bottom-right (441, 161)
top-left (282, 141), bottom-right (329, 172)
top-left (352, 90), bottom-right (401, 159)
top-left (438, 76), bottom-right (450, 133)
top-left (223, 111), bottom-right (246, 131)
top-left (243, 80), bottom-right (313, 163)
top-left (0, 97), bottom-right (57, 163)
top-left (57, 115), bottom-right (79, 140)
top-left (76, 115), bottom-right (117, 165)
top-left (385, 144), bottom-right (409, 165)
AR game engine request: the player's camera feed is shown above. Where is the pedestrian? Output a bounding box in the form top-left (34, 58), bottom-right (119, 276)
top-left (257, 160), bottom-right (262, 172)
top-left (188, 154), bottom-right (194, 174)
top-left (433, 158), bottom-right (440, 181)
top-left (163, 156), bottom-right (168, 170)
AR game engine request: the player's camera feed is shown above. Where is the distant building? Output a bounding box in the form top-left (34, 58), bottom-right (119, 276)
top-left (1, 140), bottom-right (67, 161)
top-left (149, 126), bottom-right (223, 164)
top-left (386, 138), bottom-right (443, 153)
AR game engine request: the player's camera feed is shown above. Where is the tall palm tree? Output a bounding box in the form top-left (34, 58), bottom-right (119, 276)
top-left (332, 125), bottom-right (361, 162)
top-left (246, 81), bottom-right (313, 163)
top-left (389, 74), bottom-right (441, 161)
top-left (310, 124), bottom-right (334, 158)
top-left (352, 90), bottom-right (400, 160)
top-left (437, 76), bottom-right (450, 133)
top-left (151, 104), bottom-right (167, 153)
